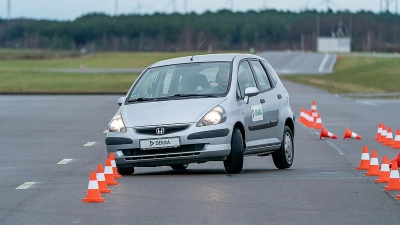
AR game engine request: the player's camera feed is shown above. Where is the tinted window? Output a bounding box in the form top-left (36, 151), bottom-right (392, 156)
top-left (250, 60), bottom-right (272, 92)
top-left (237, 61), bottom-right (257, 98)
top-left (261, 60), bottom-right (278, 86)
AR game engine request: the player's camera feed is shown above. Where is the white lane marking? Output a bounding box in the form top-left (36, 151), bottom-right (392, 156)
top-left (84, 142), bottom-right (96, 146)
top-left (57, 159), bottom-right (72, 165)
top-left (318, 54), bottom-right (329, 72)
top-left (16, 182), bottom-right (36, 190)
top-left (103, 130), bottom-right (108, 134)
top-left (328, 54), bottom-right (337, 72)
top-left (326, 140), bottom-right (345, 156)
top-left (356, 100), bottom-right (377, 106)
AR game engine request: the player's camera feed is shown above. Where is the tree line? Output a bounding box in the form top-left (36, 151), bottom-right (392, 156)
top-left (0, 9), bottom-right (399, 53)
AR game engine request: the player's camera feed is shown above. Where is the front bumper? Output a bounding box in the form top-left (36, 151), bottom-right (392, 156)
top-left (105, 123), bottom-right (232, 167)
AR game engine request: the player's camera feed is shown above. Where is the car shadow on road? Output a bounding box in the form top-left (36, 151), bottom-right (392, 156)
top-left (127, 167), bottom-right (292, 176)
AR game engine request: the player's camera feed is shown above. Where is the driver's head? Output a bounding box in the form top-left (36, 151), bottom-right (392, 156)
top-left (217, 67), bottom-right (230, 84)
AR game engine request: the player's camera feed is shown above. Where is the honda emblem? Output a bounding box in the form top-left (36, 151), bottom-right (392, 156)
top-left (155, 127), bottom-right (165, 135)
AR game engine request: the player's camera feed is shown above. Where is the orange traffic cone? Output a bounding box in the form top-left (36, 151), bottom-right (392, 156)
top-left (343, 127), bottom-right (362, 139)
top-left (384, 161), bottom-right (400, 191)
top-left (375, 122), bottom-right (382, 141)
top-left (365, 150), bottom-right (380, 176)
top-left (104, 158), bottom-right (118, 185)
top-left (390, 153), bottom-right (400, 168)
top-left (392, 130), bottom-right (400, 149)
top-left (379, 125), bottom-right (387, 143)
top-left (384, 127), bottom-right (394, 146)
top-left (376, 156), bottom-right (390, 183)
top-left (97, 164), bottom-right (111, 193)
top-left (320, 128), bottom-right (337, 139)
top-left (299, 108), bottom-right (306, 124)
top-left (356, 146), bottom-right (370, 170)
top-left (306, 111), bottom-right (314, 128)
top-left (311, 100), bottom-right (318, 118)
top-left (82, 171), bottom-right (105, 203)
top-left (314, 114), bottom-right (323, 129)
top-left (109, 152), bottom-right (122, 179)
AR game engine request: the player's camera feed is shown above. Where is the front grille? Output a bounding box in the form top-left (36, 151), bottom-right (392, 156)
top-left (122, 144), bottom-right (205, 156)
top-left (134, 124), bottom-right (190, 135)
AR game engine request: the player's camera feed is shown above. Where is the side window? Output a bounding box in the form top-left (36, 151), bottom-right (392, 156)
top-left (237, 61), bottom-right (257, 98)
top-left (261, 60), bottom-right (278, 86)
top-left (250, 60), bottom-right (272, 92)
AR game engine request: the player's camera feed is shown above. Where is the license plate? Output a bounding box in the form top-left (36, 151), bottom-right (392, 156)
top-left (140, 137), bottom-right (180, 149)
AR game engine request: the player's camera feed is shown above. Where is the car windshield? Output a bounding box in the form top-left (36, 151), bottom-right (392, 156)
top-left (127, 62), bottom-right (231, 102)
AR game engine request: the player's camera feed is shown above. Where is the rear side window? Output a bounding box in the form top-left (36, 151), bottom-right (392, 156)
top-left (261, 60), bottom-right (278, 86)
top-left (249, 61), bottom-right (272, 92)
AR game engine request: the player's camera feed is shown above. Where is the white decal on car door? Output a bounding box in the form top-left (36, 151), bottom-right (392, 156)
top-left (251, 104), bottom-right (263, 122)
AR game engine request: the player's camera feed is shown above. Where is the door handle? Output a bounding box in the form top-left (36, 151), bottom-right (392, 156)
top-left (277, 94), bottom-right (282, 99)
top-left (260, 99), bottom-right (265, 104)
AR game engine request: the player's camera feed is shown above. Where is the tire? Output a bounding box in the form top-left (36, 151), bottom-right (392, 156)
top-left (272, 126), bottom-right (294, 169)
top-left (117, 167), bottom-right (134, 175)
top-left (223, 128), bottom-right (244, 174)
top-left (171, 164), bottom-right (189, 170)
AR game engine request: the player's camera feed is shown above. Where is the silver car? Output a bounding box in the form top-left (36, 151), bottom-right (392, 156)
top-left (105, 53), bottom-right (295, 174)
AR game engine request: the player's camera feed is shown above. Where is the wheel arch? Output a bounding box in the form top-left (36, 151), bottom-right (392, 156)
top-left (284, 117), bottom-right (295, 136)
top-left (234, 122), bottom-right (246, 151)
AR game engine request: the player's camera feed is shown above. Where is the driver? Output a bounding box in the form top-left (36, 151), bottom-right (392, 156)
top-left (209, 67), bottom-right (230, 90)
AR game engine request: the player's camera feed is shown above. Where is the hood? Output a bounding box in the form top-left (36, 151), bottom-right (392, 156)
top-left (121, 98), bottom-right (224, 127)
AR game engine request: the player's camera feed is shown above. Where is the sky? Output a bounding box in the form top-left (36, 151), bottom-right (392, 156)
top-left (0, 0), bottom-right (396, 21)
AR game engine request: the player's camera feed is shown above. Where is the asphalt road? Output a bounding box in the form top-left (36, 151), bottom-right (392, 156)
top-left (258, 51), bottom-right (337, 75)
top-left (1, 81), bottom-right (400, 225)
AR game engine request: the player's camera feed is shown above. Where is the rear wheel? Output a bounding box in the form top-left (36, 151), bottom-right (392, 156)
top-left (272, 126), bottom-right (294, 169)
top-left (117, 167), bottom-right (134, 175)
top-left (171, 164), bottom-right (189, 170)
top-left (223, 128), bottom-right (244, 174)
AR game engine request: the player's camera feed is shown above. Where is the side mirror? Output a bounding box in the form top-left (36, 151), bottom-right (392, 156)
top-left (244, 87), bottom-right (259, 104)
top-left (117, 97), bottom-right (126, 106)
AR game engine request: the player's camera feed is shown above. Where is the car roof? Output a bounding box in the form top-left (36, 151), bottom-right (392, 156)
top-left (149, 53), bottom-right (262, 68)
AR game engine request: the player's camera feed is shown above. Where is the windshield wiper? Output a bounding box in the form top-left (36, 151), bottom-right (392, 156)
top-left (128, 96), bottom-right (176, 103)
top-left (128, 94), bottom-right (220, 103)
top-left (171, 93), bottom-right (221, 98)
top-left (127, 97), bottom-right (157, 102)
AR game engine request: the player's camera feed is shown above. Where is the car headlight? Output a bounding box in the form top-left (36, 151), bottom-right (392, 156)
top-left (197, 106), bottom-right (227, 127)
top-left (109, 114), bottom-right (127, 132)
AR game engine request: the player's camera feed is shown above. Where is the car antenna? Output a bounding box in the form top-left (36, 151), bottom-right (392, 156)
top-left (190, 39), bottom-right (205, 61)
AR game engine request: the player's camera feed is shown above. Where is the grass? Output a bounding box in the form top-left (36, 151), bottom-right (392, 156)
top-left (0, 51), bottom-right (198, 93)
top-left (281, 55), bottom-right (400, 94)
top-left (0, 48), bottom-right (79, 60)
top-left (0, 71), bottom-right (139, 93)
top-left (0, 52), bottom-right (193, 70)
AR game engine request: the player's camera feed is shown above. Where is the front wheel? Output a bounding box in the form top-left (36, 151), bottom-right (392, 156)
top-left (223, 128), bottom-right (244, 174)
top-left (272, 126), bottom-right (294, 169)
top-left (117, 167), bottom-right (134, 175)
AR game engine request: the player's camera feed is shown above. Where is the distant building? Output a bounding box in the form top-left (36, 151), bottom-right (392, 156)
top-left (317, 37), bottom-right (351, 53)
